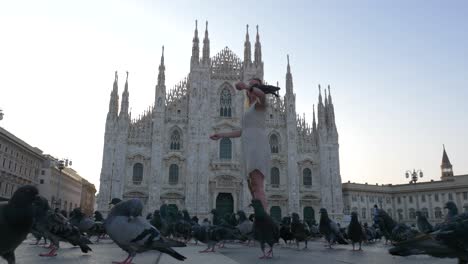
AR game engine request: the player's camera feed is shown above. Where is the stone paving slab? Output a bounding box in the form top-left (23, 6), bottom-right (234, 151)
top-left (10, 237), bottom-right (457, 264)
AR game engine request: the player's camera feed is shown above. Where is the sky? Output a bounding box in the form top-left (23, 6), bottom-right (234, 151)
top-left (0, 0), bottom-right (467, 191)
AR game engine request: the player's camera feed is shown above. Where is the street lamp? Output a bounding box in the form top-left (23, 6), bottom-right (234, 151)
top-left (54, 158), bottom-right (72, 209)
top-left (405, 169), bottom-right (423, 184)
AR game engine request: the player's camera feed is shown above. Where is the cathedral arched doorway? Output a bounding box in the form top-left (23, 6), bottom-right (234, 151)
top-left (304, 206), bottom-right (315, 226)
top-left (215, 193), bottom-right (234, 218)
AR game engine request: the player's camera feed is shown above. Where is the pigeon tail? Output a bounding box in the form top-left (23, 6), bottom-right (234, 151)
top-left (154, 247), bottom-right (186, 261)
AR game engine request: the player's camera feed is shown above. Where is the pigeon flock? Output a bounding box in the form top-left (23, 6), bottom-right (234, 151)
top-left (1, 185), bottom-right (468, 263)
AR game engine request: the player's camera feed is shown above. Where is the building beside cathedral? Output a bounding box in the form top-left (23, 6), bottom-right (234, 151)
top-left (342, 147), bottom-right (468, 225)
top-left (97, 22), bottom-right (343, 221)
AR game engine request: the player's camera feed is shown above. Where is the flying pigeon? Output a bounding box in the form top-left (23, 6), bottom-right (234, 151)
top-left (389, 212), bottom-right (468, 263)
top-left (318, 208), bottom-right (348, 248)
top-left (32, 196), bottom-right (92, 257)
top-left (416, 211), bottom-right (433, 234)
top-left (347, 212), bottom-right (365, 250)
top-left (251, 199), bottom-right (280, 258)
top-left (104, 198), bottom-right (186, 264)
top-left (0, 185), bottom-right (39, 264)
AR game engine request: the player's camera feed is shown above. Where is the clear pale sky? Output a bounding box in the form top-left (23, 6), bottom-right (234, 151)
top-left (0, 0), bottom-right (467, 191)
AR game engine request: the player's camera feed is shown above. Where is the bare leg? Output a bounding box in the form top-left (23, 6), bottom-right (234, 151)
top-left (249, 170), bottom-right (268, 209)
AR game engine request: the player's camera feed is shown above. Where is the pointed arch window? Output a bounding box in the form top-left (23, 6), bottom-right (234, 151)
top-left (270, 167), bottom-right (280, 186)
top-left (169, 164), bottom-right (179, 185)
top-left (219, 88), bottom-right (232, 117)
top-left (133, 163), bottom-right (143, 185)
top-left (303, 168), bottom-right (312, 187)
top-left (220, 138), bottom-right (232, 159)
top-left (269, 134), bottom-right (279, 153)
top-left (170, 130), bottom-right (182, 150)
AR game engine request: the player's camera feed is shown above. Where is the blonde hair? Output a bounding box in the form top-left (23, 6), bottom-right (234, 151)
top-left (244, 90), bottom-right (263, 110)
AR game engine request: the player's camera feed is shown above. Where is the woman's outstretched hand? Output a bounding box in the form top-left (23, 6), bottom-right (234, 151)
top-left (209, 133), bottom-right (221, 140)
top-left (235, 81), bottom-right (248, 91)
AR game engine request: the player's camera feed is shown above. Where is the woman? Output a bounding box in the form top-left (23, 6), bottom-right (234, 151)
top-left (209, 79), bottom-right (270, 209)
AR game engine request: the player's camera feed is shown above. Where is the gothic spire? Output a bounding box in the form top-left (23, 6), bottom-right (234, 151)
top-left (191, 20), bottom-right (200, 67)
top-left (157, 46), bottom-right (165, 87)
top-left (442, 145), bottom-right (452, 167)
top-left (318, 84), bottom-right (323, 105)
top-left (328, 84), bottom-right (333, 104)
top-left (202, 21), bottom-right (210, 64)
top-left (286, 54), bottom-right (293, 94)
top-left (312, 104), bottom-right (317, 131)
top-left (254, 25), bottom-right (262, 66)
top-left (120, 71), bottom-right (129, 117)
top-left (108, 71), bottom-right (119, 117)
top-left (324, 87), bottom-right (328, 105)
top-left (244, 24), bottom-right (252, 65)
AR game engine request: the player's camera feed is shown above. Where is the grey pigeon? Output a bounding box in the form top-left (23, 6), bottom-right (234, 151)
top-left (319, 208), bottom-right (348, 248)
top-left (347, 212), bottom-right (365, 250)
top-left (251, 199), bottom-right (280, 259)
top-left (445, 201), bottom-right (459, 222)
top-left (105, 198), bottom-right (186, 264)
top-left (416, 211), bottom-right (433, 234)
top-left (32, 196), bottom-right (92, 257)
top-left (236, 210), bottom-right (253, 244)
top-left (0, 185), bottom-right (39, 264)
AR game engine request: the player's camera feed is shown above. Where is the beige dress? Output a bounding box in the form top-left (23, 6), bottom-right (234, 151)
top-left (241, 101), bottom-right (271, 179)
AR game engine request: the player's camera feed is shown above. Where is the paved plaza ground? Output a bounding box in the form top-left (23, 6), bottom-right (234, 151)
top-left (11, 236), bottom-right (455, 264)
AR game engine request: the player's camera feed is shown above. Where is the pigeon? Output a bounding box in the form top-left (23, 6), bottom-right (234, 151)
top-left (0, 185), bottom-right (39, 264)
top-left (105, 198), bottom-right (186, 264)
top-left (94, 211), bottom-right (104, 222)
top-left (69, 208), bottom-right (96, 235)
top-left (236, 210), bottom-right (253, 244)
top-left (318, 208), bottom-right (348, 248)
top-left (174, 210), bottom-right (192, 242)
top-left (445, 201), bottom-right (459, 222)
top-left (389, 212), bottom-right (468, 264)
top-left (251, 199), bottom-right (280, 259)
top-left (192, 224), bottom-right (223, 253)
top-left (279, 216), bottom-right (294, 245)
top-left (347, 212), bottom-right (365, 250)
top-left (291, 213), bottom-right (310, 249)
top-left (416, 211), bottom-right (433, 234)
top-left (32, 196), bottom-right (93, 257)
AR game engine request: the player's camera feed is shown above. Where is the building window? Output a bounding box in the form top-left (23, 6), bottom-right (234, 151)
top-left (409, 209), bottom-right (416, 219)
top-left (464, 192), bottom-right (468, 200)
top-left (369, 196), bottom-right (374, 203)
top-left (387, 209), bottom-right (393, 217)
top-left (270, 167), bottom-right (280, 186)
top-left (41, 170), bottom-right (45, 175)
top-left (464, 205), bottom-right (468, 213)
top-left (362, 208), bottom-right (366, 219)
top-left (386, 197), bottom-right (391, 204)
top-left (421, 194), bottom-right (426, 202)
top-left (435, 193), bottom-right (439, 202)
top-left (303, 168), bottom-right (312, 187)
top-left (352, 195), bottom-right (357, 202)
top-left (397, 197), bottom-right (401, 204)
top-left (219, 88), bottom-right (232, 117)
top-left (360, 196), bottom-right (364, 202)
top-left (170, 130), bottom-right (181, 150)
top-left (448, 193), bottom-right (453, 201)
top-left (352, 207), bottom-right (358, 213)
top-left (434, 207), bottom-right (442, 219)
top-left (40, 179), bottom-right (44, 184)
top-left (397, 209), bottom-right (403, 220)
top-left (169, 164), bottom-right (179, 185)
top-left (269, 134), bottom-right (279, 153)
top-left (219, 138), bottom-right (232, 159)
top-left (132, 163), bottom-right (143, 185)
top-left (409, 196), bottom-right (413, 203)
top-left (270, 206), bottom-right (282, 222)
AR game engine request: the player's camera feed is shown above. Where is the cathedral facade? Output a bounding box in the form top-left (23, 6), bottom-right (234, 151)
top-left (97, 22), bottom-right (343, 222)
